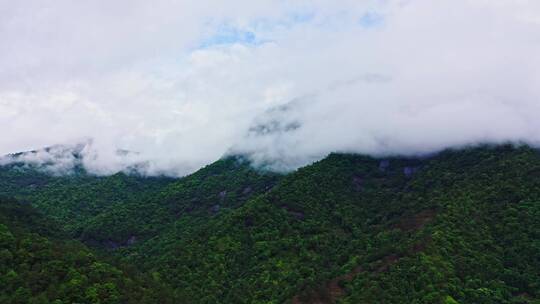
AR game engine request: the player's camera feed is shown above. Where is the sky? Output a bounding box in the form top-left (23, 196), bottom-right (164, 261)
top-left (1, 0), bottom-right (540, 176)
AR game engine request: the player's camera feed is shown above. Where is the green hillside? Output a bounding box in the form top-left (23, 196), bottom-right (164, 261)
top-left (78, 156), bottom-right (282, 247)
top-left (0, 155), bottom-right (281, 248)
top-left (0, 163), bottom-right (174, 239)
top-left (0, 197), bottom-right (175, 304)
top-left (1, 145), bottom-right (540, 303)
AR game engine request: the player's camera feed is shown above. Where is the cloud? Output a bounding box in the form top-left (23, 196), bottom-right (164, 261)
top-left (1, 1), bottom-right (540, 175)
top-left (0, 142), bottom-right (85, 175)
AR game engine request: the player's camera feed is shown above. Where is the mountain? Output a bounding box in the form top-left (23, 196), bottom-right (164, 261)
top-left (0, 156), bottom-right (175, 242)
top-left (0, 197), bottom-right (175, 304)
top-left (0, 146), bottom-right (282, 247)
top-left (1, 144), bottom-right (540, 303)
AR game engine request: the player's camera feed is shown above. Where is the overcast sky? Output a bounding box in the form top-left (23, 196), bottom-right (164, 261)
top-left (2, 1), bottom-right (540, 175)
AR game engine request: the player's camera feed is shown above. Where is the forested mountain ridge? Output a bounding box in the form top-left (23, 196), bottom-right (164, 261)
top-left (1, 144), bottom-right (540, 303)
top-left (0, 153), bottom-right (281, 247)
top-left (78, 156), bottom-right (282, 248)
top-left (0, 163), bottom-right (175, 245)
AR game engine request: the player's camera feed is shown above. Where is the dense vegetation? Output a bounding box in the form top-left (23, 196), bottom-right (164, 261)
top-left (79, 156), bottom-right (281, 247)
top-left (0, 155), bottom-right (280, 248)
top-left (0, 197), bottom-right (174, 303)
top-left (0, 162), bottom-right (174, 243)
top-left (1, 144), bottom-right (540, 303)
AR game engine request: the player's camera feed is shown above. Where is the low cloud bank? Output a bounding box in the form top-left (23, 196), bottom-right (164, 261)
top-left (2, 1), bottom-right (540, 176)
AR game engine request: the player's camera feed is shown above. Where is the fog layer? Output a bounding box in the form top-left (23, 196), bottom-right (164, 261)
top-left (2, 1), bottom-right (540, 175)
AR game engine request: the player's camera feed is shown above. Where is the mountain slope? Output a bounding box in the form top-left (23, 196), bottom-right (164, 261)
top-left (0, 163), bottom-right (174, 242)
top-left (0, 153), bottom-right (282, 248)
top-left (0, 197), bottom-right (175, 304)
top-left (121, 145), bottom-right (540, 303)
top-left (79, 156), bottom-right (282, 247)
top-left (1, 144), bottom-right (540, 303)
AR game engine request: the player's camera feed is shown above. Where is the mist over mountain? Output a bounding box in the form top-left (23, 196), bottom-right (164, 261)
top-left (0, 140), bottom-right (147, 176)
top-left (4, 2), bottom-right (540, 303)
top-left (2, 1), bottom-right (540, 176)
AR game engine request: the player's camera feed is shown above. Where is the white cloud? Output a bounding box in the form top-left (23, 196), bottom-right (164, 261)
top-left (1, 0), bottom-right (540, 175)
